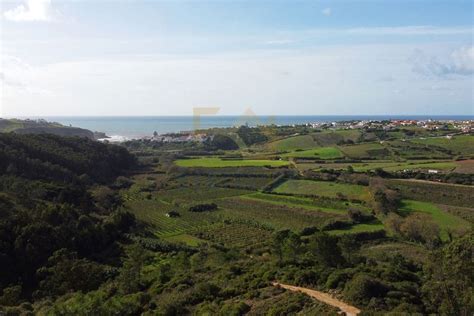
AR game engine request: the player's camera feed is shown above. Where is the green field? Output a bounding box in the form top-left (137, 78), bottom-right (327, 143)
top-left (328, 221), bottom-right (385, 236)
top-left (266, 134), bottom-right (318, 151)
top-left (282, 147), bottom-right (343, 159)
top-left (217, 197), bottom-right (344, 231)
top-left (274, 180), bottom-right (370, 201)
top-left (162, 233), bottom-right (207, 246)
top-left (411, 135), bottom-right (474, 155)
top-left (313, 130), bottom-right (361, 146)
top-left (175, 157), bottom-right (290, 168)
top-left (242, 192), bottom-right (369, 215)
top-left (339, 142), bottom-right (391, 159)
top-left (399, 200), bottom-right (470, 239)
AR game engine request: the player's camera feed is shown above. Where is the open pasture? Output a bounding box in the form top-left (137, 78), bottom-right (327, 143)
top-left (274, 180), bottom-right (370, 201)
top-left (175, 157), bottom-right (290, 168)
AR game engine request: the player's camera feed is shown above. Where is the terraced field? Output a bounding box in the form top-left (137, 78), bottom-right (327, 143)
top-left (175, 157), bottom-right (290, 168)
top-left (242, 192), bottom-right (370, 215)
top-left (125, 199), bottom-right (220, 236)
top-left (159, 187), bottom-right (251, 204)
top-left (274, 180), bottom-right (371, 201)
top-left (217, 197), bottom-right (345, 231)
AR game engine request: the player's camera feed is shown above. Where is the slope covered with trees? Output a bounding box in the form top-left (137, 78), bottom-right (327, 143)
top-left (0, 134), bottom-right (137, 308)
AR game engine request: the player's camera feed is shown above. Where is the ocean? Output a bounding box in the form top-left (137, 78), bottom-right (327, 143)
top-left (33, 115), bottom-right (474, 140)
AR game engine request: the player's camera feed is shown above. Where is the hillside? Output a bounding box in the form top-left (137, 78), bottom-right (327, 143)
top-left (0, 134), bottom-right (136, 310)
top-left (0, 118), bottom-right (105, 140)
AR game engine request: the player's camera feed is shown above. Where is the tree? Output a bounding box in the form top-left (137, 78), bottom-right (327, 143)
top-left (207, 134), bottom-right (239, 150)
top-left (308, 232), bottom-right (345, 267)
top-left (117, 245), bottom-right (148, 294)
top-left (422, 233), bottom-right (474, 315)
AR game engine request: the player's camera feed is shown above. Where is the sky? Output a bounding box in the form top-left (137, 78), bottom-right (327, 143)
top-left (0, 0), bottom-right (473, 116)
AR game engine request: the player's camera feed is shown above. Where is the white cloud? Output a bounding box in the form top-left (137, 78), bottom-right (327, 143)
top-left (3, 43), bottom-right (472, 116)
top-left (4, 0), bottom-right (54, 22)
top-left (410, 46), bottom-right (474, 77)
top-left (321, 8), bottom-right (332, 16)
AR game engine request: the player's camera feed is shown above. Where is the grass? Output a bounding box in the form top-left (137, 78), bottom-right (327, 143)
top-left (339, 143), bottom-right (390, 159)
top-left (242, 192), bottom-right (369, 215)
top-left (282, 147), bottom-right (343, 159)
top-left (411, 135), bottom-right (474, 155)
top-left (328, 221), bottom-right (385, 235)
top-left (217, 197), bottom-right (344, 231)
top-left (175, 157), bottom-right (290, 168)
top-left (267, 135), bottom-right (317, 151)
top-left (162, 233), bottom-right (206, 246)
top-left (274, 180), bottom-right (370, 201)
top-left (399, 200), bottom-right (470, 239)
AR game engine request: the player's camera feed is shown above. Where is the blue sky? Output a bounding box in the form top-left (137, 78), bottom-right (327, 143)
top-left (1, 0), bottom-right (473, 116)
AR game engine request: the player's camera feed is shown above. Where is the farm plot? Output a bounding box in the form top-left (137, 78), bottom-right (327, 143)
top-left (215, 177), bottom-right (274, 190)
top-left (339, 143), bottom-right (391, 159)
top-left (328, 221), bottom-right (384, 236)
top-left (216, 197), bottom-right (345, 231)
top-left (312, 130), bottom-right (361, 146)
top-left (242, 192), bottom-right (369, 215)
top-left (273, 180), bottom-right (371, 202)
top-left (192, 222), bottom-right (273, 249)
top-left (125, 199), bottom-right (220, 236)
top-left (411, 135), bottom-right (474, 156)
top-left (454, 159), bottom-right (474, 173)
top-left (266, 134), bottom-right (318, 151)
top-left (399, 200), bottom-right (471, 238)
top-left (176, 157), bottom-right (290, 168)
top-left (282, 147), bottom-right (343, 160)
top-left (158, 187), bottom-right (251, 204)
top-left (387, 179), bottom-right (474, 208)
top-left (387, 140), bottom-right (451, 159)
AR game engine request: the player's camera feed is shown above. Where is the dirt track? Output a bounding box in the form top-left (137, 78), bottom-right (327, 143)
top-left (272, 282), bottom-right (361, 316)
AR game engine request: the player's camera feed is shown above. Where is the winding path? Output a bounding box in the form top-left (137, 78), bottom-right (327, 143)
top-left (272, 282), bottom-right (361, 316)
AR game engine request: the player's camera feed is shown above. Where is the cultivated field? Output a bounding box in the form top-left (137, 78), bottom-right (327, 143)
top-left (175, 157), bottom-right (290, 168)
top-left (274, 179), bottom-right (371, 201)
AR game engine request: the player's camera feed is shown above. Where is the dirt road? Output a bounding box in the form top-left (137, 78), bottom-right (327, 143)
top-left (272, 282), bottom-right (361, 316)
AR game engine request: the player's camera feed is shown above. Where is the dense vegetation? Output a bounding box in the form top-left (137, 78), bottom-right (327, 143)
top-left (0, 134), bottom-right (136, 312)
top-left (1, 124), bottom-right (473, 315)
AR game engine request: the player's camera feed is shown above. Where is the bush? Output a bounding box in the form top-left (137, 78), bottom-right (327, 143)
top-left (344, 274), bottom-right (389, 306)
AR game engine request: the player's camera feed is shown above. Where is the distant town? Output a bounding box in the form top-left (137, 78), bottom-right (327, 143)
top-left (145, 119), bottom-right (473, 143)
